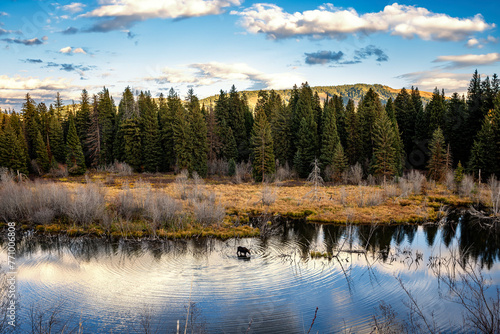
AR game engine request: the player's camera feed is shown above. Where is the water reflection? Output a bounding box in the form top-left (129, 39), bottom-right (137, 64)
top-left (1, 218), bottom-right (499, 333)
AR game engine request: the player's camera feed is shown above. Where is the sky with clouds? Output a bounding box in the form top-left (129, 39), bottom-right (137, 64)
top-left (0, 0), bottom-right (498, 110)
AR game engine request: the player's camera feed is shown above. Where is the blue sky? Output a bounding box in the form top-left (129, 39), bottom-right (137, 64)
top-left (0, 0), bottom-right (498, 110)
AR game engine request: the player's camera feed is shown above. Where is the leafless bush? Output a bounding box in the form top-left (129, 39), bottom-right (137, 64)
top-left (488, 175), bottom-right (500, 215)
top-left (348, 163), bottom-right (363, 185)
top-left (207, 158), bottom-right (229, 176)
top-left (355, 187), bottom-right (366, 207)
top-left (115, 161), bottom-right (133, 176)
top-left (261, 184), bottom-right (277, 206)
top-left (145, 191), bottom-right (182, 230)
top-left (32, 208), bottom-right (56, 225)
top-left (407, 170), bottom-right (425, 194)
top-left (445, 171), bottom-right (455, 191)
top-left (49, 164), bottom-right (68, 178)
top-left (339, 187), bottom-right (347, 206)
top-left (67, 184), bottom-right (106, 226)
top-left (188, 172), bottom-right (207, 202)
top-left (365, 189), bottom-right (383, 206)
top-left (175, 169), bottom-right (190, 200)
top-left (193, 193), bottom-right (225, 226)
top-left (275, 162), bottom-right (293, 183)
top-left (116, 183), bottom-right (143, 221)
top-left (233, 161), bottom-right (252, 184)
top-left (30, 159), bottom-right (43, 175)
top-left (383, 183), bottom-right (399, 198)
top-left (459, 175), bottom-right (475, 198)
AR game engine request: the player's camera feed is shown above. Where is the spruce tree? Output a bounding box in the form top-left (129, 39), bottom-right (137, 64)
top-left (251, 109), bottom-right (275, 182)
top-left (294, 116), bottom-right (318, 178)
top-left (1, 122), bottom-right (28, 174)
top-left (345, 98), bottom-right (361, 165)
top-left (48, 114), bottom-right (66, 163)
top-left (426, 88), bottom-right (447, 137)
top-left (173, 102), bottom-right (193, 171)
top-left (358, 88), bottom-right (384, 163)
top-left (468, 115), bottom-right (496, 180)
top-left (97, 87), bottom-right (116, 165)
top-left (87, 95), bottom-right (102, 168)
top-left (22, 93), bottom-right (40, 160)
top-left (139, 91), bottom-right (161, 172)
top-left (34, 130), bottom-right (50, 173)
top-left (319, 100), bottom-right (339, 169)
top-left (332, 142), bottom-right (348, 183)
top-left (371, 111), bottom-right (397, 182)
top-left (427, 127), bottom-right (447, 181)
top-left (122, 118), bottom-right (143, 171)
top-left (206, 105), bottom-right (222, 163)
top-left (76, 89), bottom-right (91, 157)
top-left (394, 88), bottom-right (414, 155)
top-left (188, 89), bottom-right (208, 177)
top-left (66, 115), bottom-right (86, 175)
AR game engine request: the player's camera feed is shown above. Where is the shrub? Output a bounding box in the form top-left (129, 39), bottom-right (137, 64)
top-left (193, 194), bottom-right (225, 226)
top-left (67, 184), bottom-right (106, 226)
top-left (459, 175), bottom-right (475, 198)
top-left (348, 163), bottom-right (363, 185)
top-left (261, 185), bottom-right (277, 206)
top-left (487, 175), bottom-right (500, 215)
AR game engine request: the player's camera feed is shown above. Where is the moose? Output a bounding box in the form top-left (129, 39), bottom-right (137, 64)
top-left (237, 246), bottom-right (251, 258)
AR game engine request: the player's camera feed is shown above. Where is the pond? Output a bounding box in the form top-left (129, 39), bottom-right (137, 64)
top-left (2, 217), bottom-right (500, 333)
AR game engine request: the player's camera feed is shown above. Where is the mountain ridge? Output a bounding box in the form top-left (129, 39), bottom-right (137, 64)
top-left (199, 83), bottom-right (435, 110)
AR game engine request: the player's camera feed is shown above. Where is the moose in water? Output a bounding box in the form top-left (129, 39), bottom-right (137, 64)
top-left (237, 246), bottom-right (251, 258)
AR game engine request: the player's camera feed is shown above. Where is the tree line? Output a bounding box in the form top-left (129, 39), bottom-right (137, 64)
top-left (0, 70), bottom-right (499, 182)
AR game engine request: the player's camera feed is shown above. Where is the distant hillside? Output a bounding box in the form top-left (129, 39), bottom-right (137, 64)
top-left (199, 84), bottom-right (433, 110)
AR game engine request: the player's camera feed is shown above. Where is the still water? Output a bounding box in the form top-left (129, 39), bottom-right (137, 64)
top-left (2, 219), bottom-right (500, 333)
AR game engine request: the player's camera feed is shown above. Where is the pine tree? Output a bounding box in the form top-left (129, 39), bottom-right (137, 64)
top-left (319, 100), bottom-right (339, 169)
top-left (358, 88), bottom-right (384, 163)
top-left (333, 95), bottom-right (346, 148)
top-left (122, 118), bottom-right (143, 171)
top-left (394, 88), bottom-right (414, 155)
top-left (251, 109), bottom-right (275, 182)
top-left (48, 114), bottom-right (66, 163)
top-left (468, 115), bottom-right (496, 180)
top-left (1, 121), bottom-right (28, 174)
top-left (66, 114), bottom-right (86, 175)
top-left (97, 87), bottom-right (116, 165)
top-left (22, 93), bottom-right (40, 160)
top-left (87, 95), bottom-right (102, 168)
top-left (426, 88), bottom-right (446, 137)
top-left (139, 91), bottom-right (161, 172)
top-left (205, 105), bottom-right (222, 163)
top-left (294, 116), bottom-right (318, 178)
top-left (76, 89), bottom-right (91, 158)
top-left (114, 87), bottom-right (136, 162)
top-left (34, 130), bottom-right (50, 173)
top-left (345, 98), bottom-right (361, 165)
top-left (172, 101), bottom-right (193, 171)
top-left (332, 142), bottom-right (348, 182)
top-left (271, 100), bottom-right (292, 166)
top-left (443, 92), bottom-right (468, 166)
top-left (187, 89), bottom-right (208, 177)
top-left (427, 127), bottom-right (447, 181)
top-left (371, 111), bottom-right (397, 182)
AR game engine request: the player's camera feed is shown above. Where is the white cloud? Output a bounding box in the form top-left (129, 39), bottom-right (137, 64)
top-left (0, 75), bottom-right (72, 91)
top-left (466, 38), bottom-right (480, 48)
top-left (59, 46), bottom-right (88, 55)
top-left (466, 35), bottom-right (499, 48)
top-left (231, 3), bottom-right (494, 41)
top-left (146, 62), bottom-right (305, 90)
top-left (62, 2), bottom-right (86, 14)
top-left (398, 70), bottom-right (472, 94)
top-left (82, 0), bottom-right (241, 32)
top-left (59, 46), bottom-right (72, 53)
top-left (434, 53), bottom-right (500, 68)
top-left (73, 47), bottom-right (86, 54)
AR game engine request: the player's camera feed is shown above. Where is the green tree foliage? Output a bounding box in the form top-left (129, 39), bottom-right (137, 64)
top-left (269, 94), bottom-right (292, 165)
top-left (443, 92), bottom-right (468, 167)
top-left (22, 93), bottom-right (40, 160)
top-left (76, 89), bottom-right (91, 151)
top-left (187, 89), bottom-right (208, 177)
top-left (358, 88), bottom-right (384, 163)
top-left (0, 120), bottom-right (28, 174)
top-left (122, 118), bottom-right (142, 171)
top-left (34, 129), bottom-right (50, 173)
top-left (87, 95), bottom-right (102, 168)
top-left (206, 105), bottom-right (221, 163)
top-left (468, 115), bottom-right (496, 180)
top-left (319, 99), bottom-right (339, 169)
top-left (66, 114), bottom-right (86, 175)
top-left (172, 97), bottom-right (193, 171)
top-left (252, 109), bottom-right (275, 182)
top-left (345, 98), bottom-right (361, 165)
top-left (426, 88), bottom-right (447, 137)
top-left (48, 114), bottom-right (66, 163)
top-left (427, 127), bottom-right (448, 181)
top-left (371, 111), bottom-right (397, 181)
top-left (97, 87), bottom-right (116, 165)
top-left (294, 116), bottom-right (318, 178)
top-left (332, 142), bottom-right (348, 182)
top-left (114, 86), bottom-right (136, 162)
top-left (394, 88), bottom-right (415, 155)
top-left (139, 91), bottom-right (161, 172)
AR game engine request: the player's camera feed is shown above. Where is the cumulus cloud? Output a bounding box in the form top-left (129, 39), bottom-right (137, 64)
top-left (466, 35), bottom-right (499, 48)
top-left (304, 45), bottom-right (387, 65)
top-left (62, 27), bottom-right (79, 35)
top-left (305, 51), bottom-right (344, 65)
top-left (62, 2), bottom-right (86, 14)
top-left (0, 12), bottom-right (8, 17)
top-left (59, 46), bottom-right (88, 55)
top-left (1, 37), bottom-right (46, 46)
top-left (354, 45), bottom-right (388, 62)
top-left (433, 53), bottom-right (500, 68)
top-left (398, 70), bottom-right (472, 94)
top-left (231, 3), bottom-right (494, 41)
top-left (0, 75), bottom-right (71, 91)
top-left (81, 0), bottom-right (241, 32)
top-left (146, 62), bottom-right (304, 90)
top-left (59, 46), bottom-right (73, 54)
top-left (0, 28), bottom-right (12, 36)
